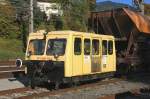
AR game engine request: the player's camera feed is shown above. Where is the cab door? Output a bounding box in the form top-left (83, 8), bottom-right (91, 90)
top-left (107, 40), bottom-right (115, 71)
top-left (102, 39), bottom-right (115, 72)
top-left (91, 38), bottom-right (101, 73)
top-left (83, 38), bottom-right (91, 74)
top-left (72, 36), bottom-right (83, 76)
top-left (102, 40), bottom-right (108, 72)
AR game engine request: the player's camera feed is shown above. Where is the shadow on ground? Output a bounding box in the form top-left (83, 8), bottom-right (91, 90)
top-left (116, 88), bottom-right (150, 99)
top-left (126, 72), bottom-right (150, 85)
top-left (8, 74), bottom-right (29, 87)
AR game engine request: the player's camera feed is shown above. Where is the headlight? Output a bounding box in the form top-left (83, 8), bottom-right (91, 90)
top-left (16, 58), bottom-right (22, 68)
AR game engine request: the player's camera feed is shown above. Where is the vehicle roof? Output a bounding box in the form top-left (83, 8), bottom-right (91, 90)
top-left (29, 30), bottom-right (45, 36)
top-left (47, 30), bottom-right (114, 38)
top-left (29, 30), bottom-right (114, 39)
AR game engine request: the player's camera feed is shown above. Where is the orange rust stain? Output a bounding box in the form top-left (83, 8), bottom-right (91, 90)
top-left (123, 8), bottom-right (150, 34)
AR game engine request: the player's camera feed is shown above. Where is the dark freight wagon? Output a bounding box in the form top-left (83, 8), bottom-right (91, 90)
top-left (89, 8), bottom-right (150, 73)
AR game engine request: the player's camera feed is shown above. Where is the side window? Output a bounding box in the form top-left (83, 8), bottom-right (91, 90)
top-left (74, 38), bottom-right (81, 55)
top-left (92, 39), bottom-right (99, 55)
top-left (108, 40), bottom-right (113, 55)
top-left (102, 40), bottom-right (107, 55)
top-left (84, 39), bottom-right (91, 55)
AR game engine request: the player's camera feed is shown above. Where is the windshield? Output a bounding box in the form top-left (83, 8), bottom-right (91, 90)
top-left (28, 39), bottom-right (45, 55)
top-left (46, 39), bottom-right (66, 55)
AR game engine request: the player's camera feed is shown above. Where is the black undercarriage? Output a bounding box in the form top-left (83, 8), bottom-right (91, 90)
top-left (26, 60), bottom-right (64, 89)
top-left (25, 60), bottom-right (115, 89)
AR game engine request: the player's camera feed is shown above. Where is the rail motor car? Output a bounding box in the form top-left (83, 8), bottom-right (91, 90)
top-left (16, 30), bottom-right (116, 89)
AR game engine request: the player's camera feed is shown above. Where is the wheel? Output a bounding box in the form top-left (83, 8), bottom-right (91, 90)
top-left (54, 81), bottom-right (60, 90)
top-left (68, 81), bottom-right (74, 87)
top-left (30, 78), bottom-right (35, 89)
top-left (30, 70), bottom-right (38, 89)
top-left (117, 63), bottom-right (129, 76)
top-left (73, 81), bottom-right (80, 87)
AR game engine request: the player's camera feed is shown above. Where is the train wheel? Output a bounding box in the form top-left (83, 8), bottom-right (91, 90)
top-left (30, 78), bottom-right (35, 89)
top-left (55, 81), bottom-right (60, 90)
top-left (68, 81), bottom-right (74, 87)
top-left (30, 70), bottom-right (38, 89)
top-left (117, 63), bottom-right (129, 76)
top-left (30, 74), bottom-right (36, 89)
top-left (73, 81), bottom-right (80, 87)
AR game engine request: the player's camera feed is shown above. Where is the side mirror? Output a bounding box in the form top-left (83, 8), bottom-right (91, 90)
top-left (16, 59), bottom-right (22, 68)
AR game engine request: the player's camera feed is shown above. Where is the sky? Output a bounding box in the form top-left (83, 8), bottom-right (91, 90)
top-left (96, 0), bottom-right (150, 5)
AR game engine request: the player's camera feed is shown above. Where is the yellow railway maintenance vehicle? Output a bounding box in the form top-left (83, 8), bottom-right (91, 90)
top-left (16, 30), bottom-right (116, 89)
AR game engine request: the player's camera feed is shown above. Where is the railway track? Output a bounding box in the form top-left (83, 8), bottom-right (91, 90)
top-left (19, 78), bottom-right (122, 99)
top-left (0, 72), bottom-right (149, 99)
top-left (0, 61), bottom-right (25, 79)
top-left (0, 87), bottom-right (32, 96)
top-left (0, 78), bottom-right (122, 99)
top-left (0, 76), bottom-right (149, 99)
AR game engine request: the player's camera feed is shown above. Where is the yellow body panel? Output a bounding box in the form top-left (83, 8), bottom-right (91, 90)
top-left (25, 30), bottom-right (116, 77)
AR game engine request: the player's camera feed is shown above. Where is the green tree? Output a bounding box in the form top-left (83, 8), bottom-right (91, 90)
top-left (9, 0), bottom-right (29, 51)
top-left (55, 0), bottom-right (90, 32)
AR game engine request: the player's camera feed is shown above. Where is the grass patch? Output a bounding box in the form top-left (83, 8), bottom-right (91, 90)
top-left (0, 38), bottom-right (24, 60)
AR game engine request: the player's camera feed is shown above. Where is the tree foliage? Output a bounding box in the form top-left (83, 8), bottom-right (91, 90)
top-left (0, 1), bottom-right (20, 38)
top-left (0, 0), bottom-right (94, 51)
top-left (0, 0), bottom-right (94, 39)
top-left (8, 0), bottom-right (30, 50)
top-left (36, 0), bottom-right (93, 31)
top-left (53, 0), bottom-right (90, 32)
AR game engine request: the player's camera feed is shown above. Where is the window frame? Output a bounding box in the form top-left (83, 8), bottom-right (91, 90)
top-left (74, 37), bottom-right (82, 55)
top-left (84, 38), bottom-right (91, 55)
top-left (46, 38), bottom-right (67, 56)
top-left (108, 40), bottom-right (113, 55)
top-left (92, 39), bottom-right (99, 55)
top-left (102, 40), bottom-right (107, 55)
top-left (28, 39), bottom-right (46, 55)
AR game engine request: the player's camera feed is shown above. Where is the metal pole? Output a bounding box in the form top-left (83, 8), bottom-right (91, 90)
top-left (29, 0), bottom-right (34, 33)
top-left (132, 0), bottom-right (144, 14)
top-left (141, 0), bottom-right (144, 15)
